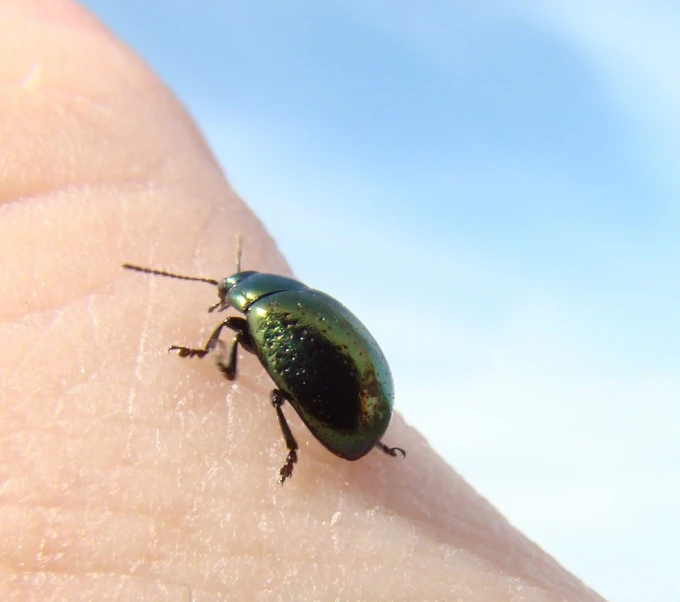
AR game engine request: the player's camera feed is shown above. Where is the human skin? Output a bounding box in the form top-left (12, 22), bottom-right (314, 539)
top-left (0, 1), bottom-right (607, 600)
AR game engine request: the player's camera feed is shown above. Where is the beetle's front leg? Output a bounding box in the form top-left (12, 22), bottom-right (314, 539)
top-left (213, 317), bottom-right (256, 381)
top-left (169, 316), bottom-right (253, 377)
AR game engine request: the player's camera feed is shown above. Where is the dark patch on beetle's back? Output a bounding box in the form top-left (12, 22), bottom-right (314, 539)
top-left (250, 293), bottom-right (363, 432)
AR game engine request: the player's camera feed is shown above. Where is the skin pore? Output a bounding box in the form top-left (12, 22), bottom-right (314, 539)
top-left (0, 0), bottom-right (606, 600)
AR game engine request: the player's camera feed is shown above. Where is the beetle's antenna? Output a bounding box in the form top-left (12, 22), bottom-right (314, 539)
top-left (235, 233), bottom-right (244, 273)
top-left (122, 264), bottom-right (219, 286)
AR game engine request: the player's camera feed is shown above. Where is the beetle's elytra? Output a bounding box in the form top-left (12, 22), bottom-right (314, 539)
top-left (123, 238), bottom-right (404, 483)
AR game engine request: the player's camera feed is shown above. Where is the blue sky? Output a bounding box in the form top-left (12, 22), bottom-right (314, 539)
top-left (81, 1), bottom-right (679, 600)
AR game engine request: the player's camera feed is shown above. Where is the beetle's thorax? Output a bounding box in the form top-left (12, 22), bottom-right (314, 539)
top-left (218, 271), bottom-right (308, 313)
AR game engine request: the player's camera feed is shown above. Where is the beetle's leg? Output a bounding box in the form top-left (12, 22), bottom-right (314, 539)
top-left (169, 316), bottom-right (251, 364)
top-left (375, 440), bottom-right (406, 458)
top-left (271, 389), bottom-right (299, 485)
top-left (213, 318), bottom-right (256, 381)
top-left (169, 319), bottom-right (230, 358)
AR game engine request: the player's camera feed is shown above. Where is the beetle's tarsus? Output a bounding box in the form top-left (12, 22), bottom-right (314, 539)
top-left (169, 345), bottom-right (208, 358)
top-left (277, 450), bottom-right (298, 484)
top-left (375, 440), bottom-right (406, 458)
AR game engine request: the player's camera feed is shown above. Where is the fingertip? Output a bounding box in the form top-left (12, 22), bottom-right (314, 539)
top-left (2, 0), bottom-right (105, 33)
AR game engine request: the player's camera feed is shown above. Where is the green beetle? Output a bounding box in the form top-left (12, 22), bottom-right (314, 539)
top-left (123, 239), bottom-right (404, 483)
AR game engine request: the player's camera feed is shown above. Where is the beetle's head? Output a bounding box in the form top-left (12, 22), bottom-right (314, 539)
top-left (211, 271), bottom-right (258, 312)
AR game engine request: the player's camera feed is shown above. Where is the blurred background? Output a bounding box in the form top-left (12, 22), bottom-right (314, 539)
top-left (81, 2), bottom-right (679, 600)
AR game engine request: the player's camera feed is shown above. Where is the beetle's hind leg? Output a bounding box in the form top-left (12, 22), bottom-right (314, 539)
top-left (375, 440), bottom-right (406, 458)
top-left (271, 389), bottom-right (299, 484)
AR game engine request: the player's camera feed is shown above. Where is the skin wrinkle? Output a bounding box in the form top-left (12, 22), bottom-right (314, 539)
top-left (0, 178), bottom-right (153, 216)
top-left (15, 573), bottom-right (195, 602)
